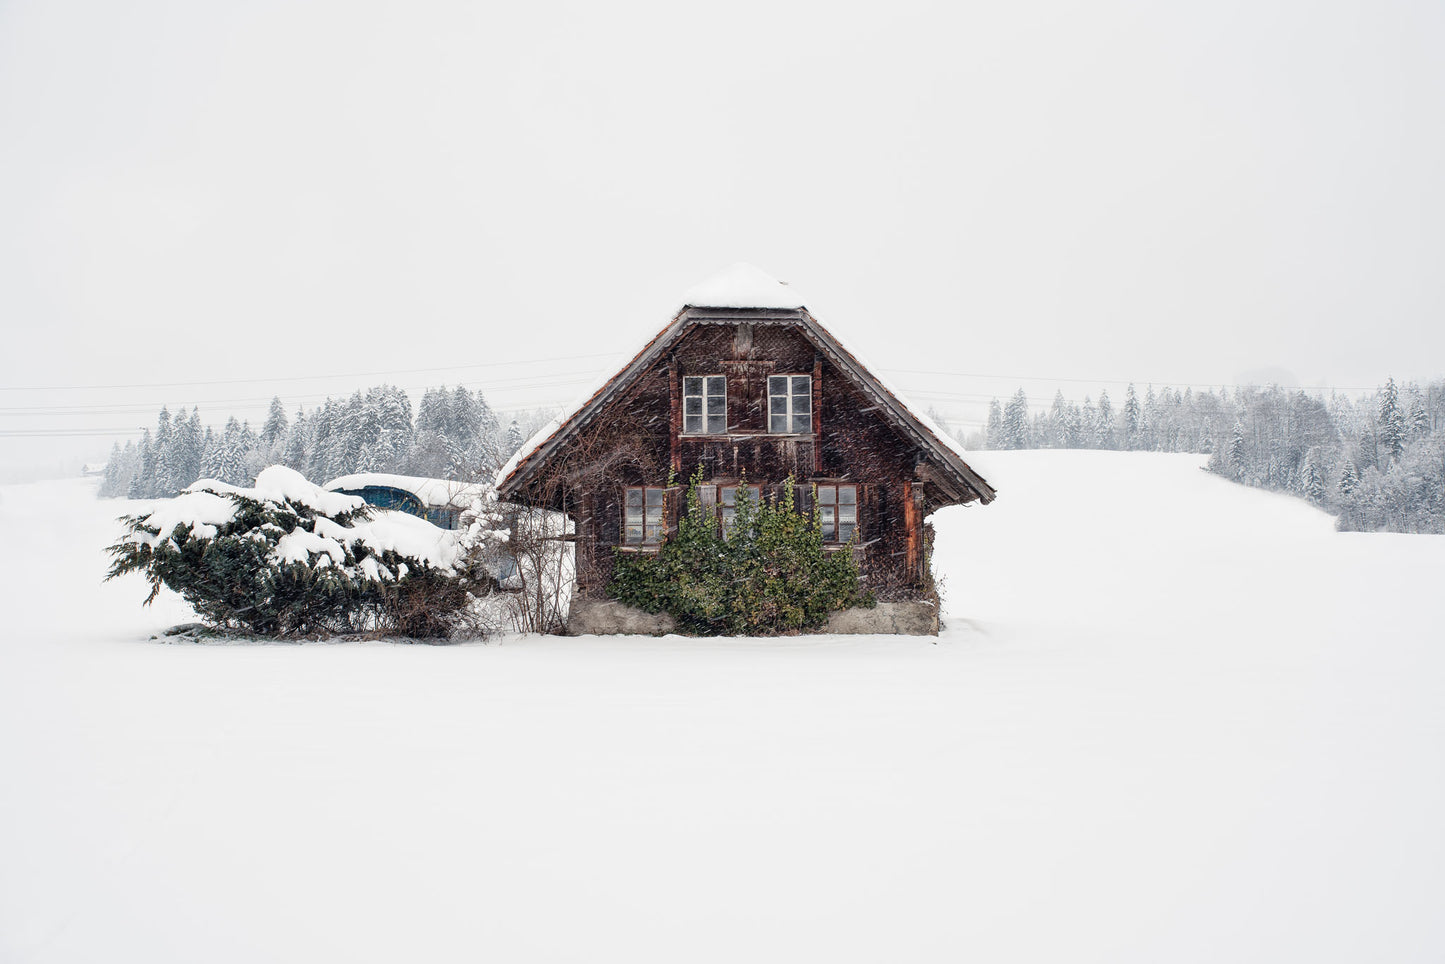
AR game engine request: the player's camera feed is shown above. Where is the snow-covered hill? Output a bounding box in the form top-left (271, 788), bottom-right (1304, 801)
top-left (1, 453), bottom-right (1442, 963)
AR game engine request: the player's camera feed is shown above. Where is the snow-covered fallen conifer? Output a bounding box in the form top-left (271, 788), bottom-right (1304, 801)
top-left (105, 466), bottom-right (501, 638)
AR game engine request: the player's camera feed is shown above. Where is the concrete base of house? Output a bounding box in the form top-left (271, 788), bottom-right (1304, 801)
top-left (565, 598), bottom-right (938, 637)
top-left (823, 601), bottom-right (939, 636)
top-left (566, 598), bottom-right (678, 636)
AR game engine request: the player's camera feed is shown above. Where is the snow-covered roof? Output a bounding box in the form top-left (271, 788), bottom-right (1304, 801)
top-left (496, 265), bottom-right (995, 507)
top-left (324, 473), bottom-right (490, 509)
top-left (680, 262), bottom-right (806, 310)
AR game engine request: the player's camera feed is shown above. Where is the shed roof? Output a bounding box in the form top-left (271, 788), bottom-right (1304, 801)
top-left (324, 473), bottom-right (489, 509)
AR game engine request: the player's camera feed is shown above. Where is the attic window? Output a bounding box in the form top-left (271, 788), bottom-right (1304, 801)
top-left (624, 487), bottom-right (666, 545)
top-left (816, 484), bottom-right (857, 543)
top-left (684, 375), bottom-right (727, 435)
top-left (768, 375), bottom-right (812, 434)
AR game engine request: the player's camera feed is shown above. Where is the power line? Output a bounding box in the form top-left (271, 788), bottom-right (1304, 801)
top-left (879, 367), bottom-right (1384, 393)
top-left (0, 370), bottom-right (603, 416)
top-left (0, 351), bottom-right (625, 393)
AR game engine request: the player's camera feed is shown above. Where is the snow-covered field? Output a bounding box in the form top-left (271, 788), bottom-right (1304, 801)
top-left (2, 451), bottom-right (1442, 963)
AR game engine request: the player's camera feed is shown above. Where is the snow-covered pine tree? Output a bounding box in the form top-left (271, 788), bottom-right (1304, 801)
top-left (375, 386), bottom-right (414, 471)
top-left (506, 419), bottom-right (524, 455)
top-left (985, 399), bottom-right (1003, 449)
top-left (1228, 421), bottom-right (1247, 479)
top-left (1406, 385), bottom-right (1430, 439)
top-left (1002, 390), bottom-right (1029, 450)
top-left (1300, 447), bottom-right (1327, 503)
top-left (171, 408), bottom-right (204, 493)
top-left (1047, 391), bottom-right (1068, 448)
top-left (261, 396), bottom-right (289, 451)
top-left (1338, 459), bottom-right (1359, 496)
top-left (1096, 391), bottom-right (1116, 449)
top-left (1379, 377), bottom-right (1405, 462)
top-left (1122, 385), bottom-right (1142, 451)
top-left (281, 407), bottom-right (307, 471)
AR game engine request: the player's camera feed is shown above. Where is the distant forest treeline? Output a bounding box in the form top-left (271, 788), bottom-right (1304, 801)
top-left (958, 379), bottom-right (1445, 534)
top-left (98, 385), bottom-right (550, 500)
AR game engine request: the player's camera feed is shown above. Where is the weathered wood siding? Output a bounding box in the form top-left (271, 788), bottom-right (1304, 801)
top-left (555, 321), bottom-right (928, 597)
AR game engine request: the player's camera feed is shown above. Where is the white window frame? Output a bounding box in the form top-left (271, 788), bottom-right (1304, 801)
top-left (683, 375), bottom-right (728, 435)
top-left (768, 374), bottom-right (812, 434)
top-left (815, 483), bottom-right (858, 543)
top-left (623, 486), bottom-right (666, 545)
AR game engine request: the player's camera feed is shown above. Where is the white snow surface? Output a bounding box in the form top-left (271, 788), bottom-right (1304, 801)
top-left (324, 472), bottom-right (490, 509)
top-left (4, 452), bottom-right (1445, 963)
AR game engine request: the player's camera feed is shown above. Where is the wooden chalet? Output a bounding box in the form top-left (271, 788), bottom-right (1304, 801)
top-left (495, 264), bottom-right (995, 600)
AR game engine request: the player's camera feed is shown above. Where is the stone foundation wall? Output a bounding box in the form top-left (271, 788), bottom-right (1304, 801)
top-left (565, 598), bottom-right (937, 637)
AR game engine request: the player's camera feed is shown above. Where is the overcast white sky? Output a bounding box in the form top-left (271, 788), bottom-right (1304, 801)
top-left (2, 0), bottom-right (1443, 479)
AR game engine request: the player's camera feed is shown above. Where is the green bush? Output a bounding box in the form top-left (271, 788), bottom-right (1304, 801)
top-left (608, 470), bottom-right (869, 635)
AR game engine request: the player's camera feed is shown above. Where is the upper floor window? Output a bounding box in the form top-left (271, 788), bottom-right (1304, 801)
top-left (768, 375), bottom-right (812, 434)
top-left (816, 484), bottom-right (857, 543)
top-left (624, 486), bottom-right (666, 545)
top-left (684, 375), bottom-right (727, 435)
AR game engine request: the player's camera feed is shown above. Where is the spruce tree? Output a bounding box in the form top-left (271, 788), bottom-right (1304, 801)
top-left (1096, 391), bottom-right (1116, 449)
top-left (1379, 377), bottom-right (1405, 462)
top-left (261, 396), bottom-right (289, 450)
top-left (985, 399), bottom-right (1003, 449)
top-left (1122, 385), bottom-right (1142, 451)
top-left (1002, 390), bottom-right (1029, 450)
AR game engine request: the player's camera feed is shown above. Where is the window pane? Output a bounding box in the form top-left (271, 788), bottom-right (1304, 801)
top-left (770, 414), bottom-right (789, 433)
top-left (645, 488), bottom-right (664, 507)
top-left (839, 505), bottom-right (856, 524)
top-left (791, 413), bottom-right (811, 434)
top-left (818, 485), bottom-right (835, 504)
top-left (625, 524), bottom-right (642, 543)
top-left (684, 377), bottom-right (702, 395)
top-left (706, 414), bottom-right (726, 434)
top-left (625, 487), bottom-right (643, 508)
top-left (838, 522), bottom-right (855, 542)
top-left (839, 485), bottom-right (856, 504)
top-left (747, 486), bottom-right (759, 501)
top-left (698, 485), bottom-right (717, 507)
top-left (792, 375), bottom-right (810, 395)
top-left (684, 414), bottom-right (702, 434)
top-left (768, 376), bottom-right (788, 396)
top-left (769, 396), bottom-right (787, 415)
top-left (706, 395), bottom-right (725, 415)
top-left (684, 396), bottom-right (702, 415)
top-left (721, 487), bottom-right (736, 506)
top-left (707, 376), bottom-right (727, 395)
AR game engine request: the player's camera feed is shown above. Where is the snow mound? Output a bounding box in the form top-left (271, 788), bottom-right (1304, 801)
top-left (680, 262), bottom-right (806, 309)
top-left (136, 466), bottom-right (472, 576)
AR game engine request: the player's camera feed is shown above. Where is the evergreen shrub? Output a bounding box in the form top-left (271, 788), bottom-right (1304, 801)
top-left (105, 466), bottom-right (492, 638)
top-left (608, 469), bottom-right (869, 635)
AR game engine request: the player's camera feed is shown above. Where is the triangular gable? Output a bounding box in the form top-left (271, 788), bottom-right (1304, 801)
top-left (497, 268), bottom-right (996, 507)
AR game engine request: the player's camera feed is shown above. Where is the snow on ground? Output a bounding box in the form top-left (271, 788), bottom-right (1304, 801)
top-left (1, 453), bottom-right (1443, 963)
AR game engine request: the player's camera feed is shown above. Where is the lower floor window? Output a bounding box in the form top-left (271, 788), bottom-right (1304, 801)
top-left (624, 487), bottom-right (666, 545)
top-left (695, 484), bottom-right (761, 537)
top-left (816, 484), bottom-right (857, 542)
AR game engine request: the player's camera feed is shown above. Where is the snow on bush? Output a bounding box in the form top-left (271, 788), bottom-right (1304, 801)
top-left (106, 466), bottom-right (503, 638)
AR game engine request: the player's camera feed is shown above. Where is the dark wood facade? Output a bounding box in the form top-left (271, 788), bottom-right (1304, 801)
top-left (497, 305), bottom-right (995, 599)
